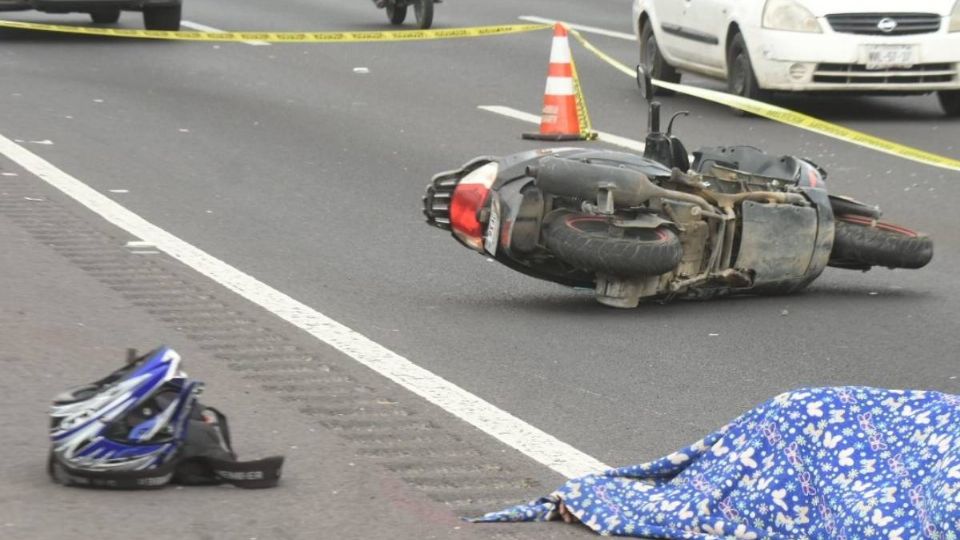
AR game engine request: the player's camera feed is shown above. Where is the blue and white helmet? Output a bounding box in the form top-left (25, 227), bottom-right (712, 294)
top-left (49, 346), bottom-right (284, 489)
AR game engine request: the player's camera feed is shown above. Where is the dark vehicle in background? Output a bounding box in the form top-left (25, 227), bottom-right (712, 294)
top-left (0, 0), bottom-right (182, 30)
top-left (378, 0), bottom-right (439, 30)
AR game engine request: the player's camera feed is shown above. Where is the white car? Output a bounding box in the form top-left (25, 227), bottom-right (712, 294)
top-left (632, 0), bottom-right (960, 116)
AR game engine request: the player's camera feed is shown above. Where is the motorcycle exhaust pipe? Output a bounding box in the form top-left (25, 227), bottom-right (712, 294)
top-left (528, 156), bottom-right (711, 211)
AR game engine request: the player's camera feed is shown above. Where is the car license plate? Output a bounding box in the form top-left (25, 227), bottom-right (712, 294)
top-left (860, 44), bottom-right (918, 70)
top-left (484, 195), bottom-right (500, 256)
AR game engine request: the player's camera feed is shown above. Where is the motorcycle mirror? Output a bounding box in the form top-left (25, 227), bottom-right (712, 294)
top-left (636, 65), bottom-right (653, 102)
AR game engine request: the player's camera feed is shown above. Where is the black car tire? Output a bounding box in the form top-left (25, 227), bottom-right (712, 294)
top-left (90, 8), bottom-right (121, 24)
top-left (143, 5), bottom-right (181, 31)
top-left (938, 90), bottom-right (960, 117)
top-left (414, 0), bottom-right (433, 29)
top-left (639, 21), bottom-right (680, 96)
top-left (544, 210), bottom-right (683, 277)
top-left (829, 216), bottom-right (933, 270)
top-left (386, 2), bottom-right (407, 25)
top-left (727, 32), bottom-right (769, 113)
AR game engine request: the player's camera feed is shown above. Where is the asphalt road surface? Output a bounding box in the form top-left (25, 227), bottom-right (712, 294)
top-left (0, 0), bottom-right (958, 537)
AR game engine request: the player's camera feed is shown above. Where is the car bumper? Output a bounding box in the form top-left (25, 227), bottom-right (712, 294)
top-left (744, 25), bottom-right (960, 92)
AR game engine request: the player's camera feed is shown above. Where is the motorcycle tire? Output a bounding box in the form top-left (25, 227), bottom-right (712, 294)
top-left (414, 0), bottom-right (433, 29)
top-left (543, 210), bottom-right (683, 277)
top-left (829, 215), bottom-right (933, 270)
top-left (386, 2), bottom-right (407, 25)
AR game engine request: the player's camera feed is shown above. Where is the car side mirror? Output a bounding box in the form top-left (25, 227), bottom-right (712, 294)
top-left (636, 65), bottom-right (654, 103)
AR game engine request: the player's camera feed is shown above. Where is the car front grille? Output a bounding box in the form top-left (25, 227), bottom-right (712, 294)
top-left (826, 13), bottom-right (941, 36)
top-left (813, 63), bottom-right (957, 84)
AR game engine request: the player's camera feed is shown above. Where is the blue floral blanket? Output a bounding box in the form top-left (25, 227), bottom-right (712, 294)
top-left (475, 387), bottom-right (960, 539)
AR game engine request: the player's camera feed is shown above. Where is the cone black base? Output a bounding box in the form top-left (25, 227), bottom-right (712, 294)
top-left (522, 132), bottom-right (593, 141)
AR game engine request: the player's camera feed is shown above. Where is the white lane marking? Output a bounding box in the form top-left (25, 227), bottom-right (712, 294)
top-left (0, 133), bottom-right (610, 479)
top-left (125, 240), bottom-right (154, 248)
top-left (181, 20), bottom-right (270, 46)
top-left (479, 105), bottom-right (645, 152)
top-left (519, 15), bottom-right (634, 41)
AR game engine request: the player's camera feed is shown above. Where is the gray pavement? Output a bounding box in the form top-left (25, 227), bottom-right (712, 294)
top-left (0, 0), bottom-right (958, 537)
top-left (0, 184), bottom-right (584, 539)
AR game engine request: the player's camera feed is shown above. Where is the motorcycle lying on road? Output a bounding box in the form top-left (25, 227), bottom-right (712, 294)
top-left (377, 0), bottom-right (438, 29)
top-left (422, 67), bottom-right (934, 308)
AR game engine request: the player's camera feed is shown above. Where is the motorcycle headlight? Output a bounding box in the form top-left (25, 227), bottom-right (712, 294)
top-left (762, 0), bottom-right (822, 33)
top-left (950, 0), bottom-right (960, 32)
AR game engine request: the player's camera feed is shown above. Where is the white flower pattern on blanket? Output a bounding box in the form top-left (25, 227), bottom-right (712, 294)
top-left (474, 387), bottom-right (960, 539)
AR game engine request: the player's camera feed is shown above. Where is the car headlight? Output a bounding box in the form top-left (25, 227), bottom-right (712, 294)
top-left (950, 0), bottom-right (960, 32)
top-left (762, 0), bottom-right (822, 33)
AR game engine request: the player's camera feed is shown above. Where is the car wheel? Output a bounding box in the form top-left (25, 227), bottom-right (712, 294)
top-left (639, 21), bottom-right (680, 96)
top-left (143, 5), bottom-right (181, 31)
top-left (727, 32), bottom-right (769, 110)
top-left (938, 91), bottom-right (960, 117)
top-left (90, 8), bottom-right (121, 24)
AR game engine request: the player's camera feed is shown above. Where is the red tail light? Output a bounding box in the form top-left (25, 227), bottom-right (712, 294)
top-left (450, 162), bottom-right (498, 252)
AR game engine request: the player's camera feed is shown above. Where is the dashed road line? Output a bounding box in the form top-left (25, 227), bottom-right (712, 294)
top-left (518, 15), bottom-right (634, 41)
top-left (479, 105), bottom-right (645, 152)
top-left (181, 20), bottom-right (270, 46)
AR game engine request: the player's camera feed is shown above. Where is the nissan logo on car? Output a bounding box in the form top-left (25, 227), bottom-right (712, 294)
top-left (877, 18), bottom-right (898, 33)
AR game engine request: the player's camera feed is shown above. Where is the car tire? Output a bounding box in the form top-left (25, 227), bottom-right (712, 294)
top-left (90, 8), bottom-right (121, 24)
top-left (727, 32), bottom-right (769, 112)
top-left (938, 90), bottom-right (960, 117)
top-left (386, 2), bottom-right (408, 25)
top-left (143, 5), bottom-right (181, 31)
top-left (639, 21), bottom-right (680, 96)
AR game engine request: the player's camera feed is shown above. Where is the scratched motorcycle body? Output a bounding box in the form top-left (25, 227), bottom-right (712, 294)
top-left (422, 76), bottom-right (933, 308)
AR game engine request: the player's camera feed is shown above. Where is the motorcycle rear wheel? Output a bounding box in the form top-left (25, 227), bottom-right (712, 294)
top-left (386, 2), bottom-right (407, 25)
top-left (543, 211), bottom-right (682, 277)
top-left (829, 216), bottom-right (933, 270)
top-left (414, 0), bottom-right (433, 29)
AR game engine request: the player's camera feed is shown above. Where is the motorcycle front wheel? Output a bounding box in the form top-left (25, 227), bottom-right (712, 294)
top-left (386, 1), bottom-right (407, 25)
top-left (829, 215), bottom-right (933, 270)
top-left (414, 0), bottom-right (433, 29)
top-left (543, 210), bottom-right (683, 277)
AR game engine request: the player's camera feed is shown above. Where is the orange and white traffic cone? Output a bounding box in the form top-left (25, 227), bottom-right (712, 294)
top-left (523, 23), bottom-right (596, 141)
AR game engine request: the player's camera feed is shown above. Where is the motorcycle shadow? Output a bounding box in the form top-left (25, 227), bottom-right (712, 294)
top-left (471, 283), bottom-right (931, 316)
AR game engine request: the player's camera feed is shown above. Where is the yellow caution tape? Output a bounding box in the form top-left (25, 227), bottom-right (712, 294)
top-left (568, 29), bottom-right (960, 173)
top-left (4, 16), bottom-right (957, 172)
top-left (568, 44), bottom-right (598, 141)
top-left (0, 19), bottom-right (549, 42)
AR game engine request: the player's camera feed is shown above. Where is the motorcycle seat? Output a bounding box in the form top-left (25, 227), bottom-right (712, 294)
top-left (691, 145), bottom-right (807, 183)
